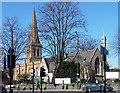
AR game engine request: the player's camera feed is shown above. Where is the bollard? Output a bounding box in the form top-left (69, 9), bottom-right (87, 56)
top-left (86, 87), bottom-right (89, 93)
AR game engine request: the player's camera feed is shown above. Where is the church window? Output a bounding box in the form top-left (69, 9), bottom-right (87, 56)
top-left (95, 57), bottom-right (99, 74)
top-left (37, 48), bottom-right (39, 56)
top-left (34, 48), bottom-right (36, 56)
top-left (36, 39), bottom-right (37, 43)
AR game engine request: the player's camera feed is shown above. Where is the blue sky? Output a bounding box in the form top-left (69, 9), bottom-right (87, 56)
top-left (2, 2), bottom-right (118, 68)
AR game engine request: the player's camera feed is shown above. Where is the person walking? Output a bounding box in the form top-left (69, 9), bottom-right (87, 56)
top-left (62, 80), bottom-right (64, 89)
top-left (17, 83), bottom-right (20, 90)
top-left (36, 81), bottom-right (40, 90)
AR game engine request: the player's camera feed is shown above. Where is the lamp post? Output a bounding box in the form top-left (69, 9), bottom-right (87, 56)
top-left (75, 31), bottom-right (79, 89)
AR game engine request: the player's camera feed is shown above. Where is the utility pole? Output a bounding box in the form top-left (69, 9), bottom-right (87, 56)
top-left (4, 53), bottom-right (6, 88)
top-left (75, 31), bottom-right (79, 89)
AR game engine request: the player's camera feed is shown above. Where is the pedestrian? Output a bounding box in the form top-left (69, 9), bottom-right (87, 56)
top-left (79, 83), bottom-right (81, 89)
top-left (62, 80), bottom-right (64, 89)
top-left (17, 83), bottom-right (20, 90)
top-left (36, 81), bottom-right (40, 90)
top-left (66, 84), bottom-right (68, 89)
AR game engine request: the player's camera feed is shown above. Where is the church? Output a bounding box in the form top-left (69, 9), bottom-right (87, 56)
top-left (13, 6), bottom-right (55, 83)
top-left (13, 6), bottom-right (109, 83)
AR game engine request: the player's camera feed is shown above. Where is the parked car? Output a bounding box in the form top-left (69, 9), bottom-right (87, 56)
top-left (82, 83), bottom-right (113, 92)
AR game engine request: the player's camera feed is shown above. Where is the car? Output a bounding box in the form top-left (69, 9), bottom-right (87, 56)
top-left (82, 83), bottom-right (113, 92)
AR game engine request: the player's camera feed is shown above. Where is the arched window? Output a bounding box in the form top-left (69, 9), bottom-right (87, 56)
top-left (95, 57), bottom-right (99, 74)
top-left (36, 39), bottom-right (37, 43)
top-left (37, 48), bottom-right (39, 56)
top-left (34, 48), bottom-right (36, 56)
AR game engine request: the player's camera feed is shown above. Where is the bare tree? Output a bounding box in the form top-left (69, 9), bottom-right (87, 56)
top-left (111, 33), bottom-right (119, 55)
top-left (2, 16), bottom-right (28, 63)
top-left (37, 2), bottom-right (87, 82)
top-left (69, 35), bottom-right (100, 52)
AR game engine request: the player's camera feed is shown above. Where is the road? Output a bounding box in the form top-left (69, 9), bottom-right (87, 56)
top-left (8, 89), bottom-right (119, 93)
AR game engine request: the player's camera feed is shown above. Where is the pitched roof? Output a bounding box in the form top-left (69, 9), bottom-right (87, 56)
top-left (66, 52), bottom-right (77, 61)
top-left (80, 49), bottom-right (95, 63)
top-left (44, 57), bottom-right (55, 73)
top-left (66, 49), bottom-right (95, 63)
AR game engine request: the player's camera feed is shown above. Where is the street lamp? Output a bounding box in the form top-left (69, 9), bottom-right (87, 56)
top-left (75, 31), bottom-right (79, 89)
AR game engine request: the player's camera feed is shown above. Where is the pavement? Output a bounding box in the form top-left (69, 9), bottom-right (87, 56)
top-left (7, 89), bottom-right (119, 93)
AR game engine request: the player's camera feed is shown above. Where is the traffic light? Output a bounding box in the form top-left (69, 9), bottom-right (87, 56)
top-left (7, 48), bottom-right (15, 68)
top-left (40, 67), bottom-right (46, 77)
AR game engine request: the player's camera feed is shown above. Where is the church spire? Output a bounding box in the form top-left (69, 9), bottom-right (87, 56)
top-left (29, 5), bottom-right (39, 43)
top-left (103, 30), bottom-right (105, 37)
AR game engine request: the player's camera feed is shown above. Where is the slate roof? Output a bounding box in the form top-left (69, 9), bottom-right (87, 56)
top-left (45, 57), bottom-right (55, 73)
top-left (44, 49), bottom-right (96, 72)
top-left (66, 52), bottom-right (77, 61)
top-left (80, 49), bottom-right (95, 63)
top-left (66, 49), bottom-right (95, 63)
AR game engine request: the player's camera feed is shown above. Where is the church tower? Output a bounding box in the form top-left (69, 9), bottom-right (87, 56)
top-left (25, 6), bottom-right (42, 63)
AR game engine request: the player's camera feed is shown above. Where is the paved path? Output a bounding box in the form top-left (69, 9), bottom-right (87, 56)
top-left (6, 89), bottom-right (119, 93)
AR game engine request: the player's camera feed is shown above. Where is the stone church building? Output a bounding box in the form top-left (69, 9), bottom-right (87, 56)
top-left (13, 6), bottom-right (109, 83)
top-left (13, 6), bottom-right (55, 83)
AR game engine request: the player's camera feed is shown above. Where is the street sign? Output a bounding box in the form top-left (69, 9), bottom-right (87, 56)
top-left (34, 76), bottom-right (41, 83)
